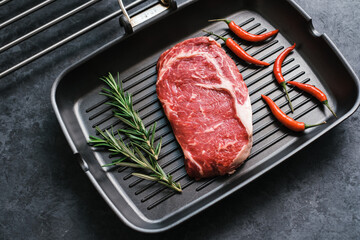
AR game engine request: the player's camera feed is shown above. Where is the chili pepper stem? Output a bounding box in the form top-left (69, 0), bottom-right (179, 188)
top-left (281, 82), bottom-right (294, 113)
top-left (322, 100), bottom-right (337, 118)
top-left (304, 121), bottom-right (327, 129)
top-left (208, 19), bottom-right (232, 25)
top-left (202, 30), bottom-right (227, 42)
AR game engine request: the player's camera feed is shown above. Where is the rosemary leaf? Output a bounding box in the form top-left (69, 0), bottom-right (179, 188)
top-left (118, 128), bottom-right (141, 136)
top-left (112, 156), bottom-right (128, 163)
top-left (113, 162), bottom-right (142, 168)
top-left (114, 115), bottom-right (137, 129)
top-left (128, 134), bottom-right (147, 142)
top-left (150, 122), bottom-right (156, 147)
top-left (132, 173), bottom-right (159, 182)
top-left (155, 138), bottom-right (162, 157)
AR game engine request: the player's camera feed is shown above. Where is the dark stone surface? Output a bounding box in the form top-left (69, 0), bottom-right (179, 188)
top-left (0, 0), bottom-right (359, 239)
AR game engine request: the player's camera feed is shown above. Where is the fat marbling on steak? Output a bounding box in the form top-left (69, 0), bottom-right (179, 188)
top-left (156, 37), bottom-right (252, 179)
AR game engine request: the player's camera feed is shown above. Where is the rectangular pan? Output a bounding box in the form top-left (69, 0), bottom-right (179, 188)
top-left (51, 0), bottom-right (360, 233)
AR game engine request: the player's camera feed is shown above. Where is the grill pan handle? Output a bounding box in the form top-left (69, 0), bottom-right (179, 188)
top-left (118, 0), bottom-right (177, 34)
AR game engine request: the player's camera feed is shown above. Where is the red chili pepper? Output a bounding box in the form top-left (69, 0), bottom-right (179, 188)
top-left (261, 94), bottom-right (326, 132)
top-left (209, 19), bottom-right (279, 42)
top-left (287, 81), bottom-right (337, 117)
top-left (274, 43), bottom-right (296, 113)
top-left (203, 30), bottom-right (270, 66)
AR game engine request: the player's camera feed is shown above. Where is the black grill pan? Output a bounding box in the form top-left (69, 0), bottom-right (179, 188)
top-left (51, 0), bottom-right (360, 233)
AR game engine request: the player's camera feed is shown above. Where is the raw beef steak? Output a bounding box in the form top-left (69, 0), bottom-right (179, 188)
top-left (156, 37), bottom-right (253, 179)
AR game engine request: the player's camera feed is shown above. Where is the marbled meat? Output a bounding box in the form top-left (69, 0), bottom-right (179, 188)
top-left (156, 37), bottom-right (253, 179)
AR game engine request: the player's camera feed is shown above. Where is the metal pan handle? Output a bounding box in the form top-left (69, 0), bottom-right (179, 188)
top-left (118, 0), bottom-right (177, 34)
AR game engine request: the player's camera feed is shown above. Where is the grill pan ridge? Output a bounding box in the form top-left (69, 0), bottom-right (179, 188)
top-left (51, 0), bottom-right (360, 233)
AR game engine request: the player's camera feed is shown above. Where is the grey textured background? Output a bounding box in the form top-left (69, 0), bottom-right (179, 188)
top-left (0, 0), bottom-right (359, 239)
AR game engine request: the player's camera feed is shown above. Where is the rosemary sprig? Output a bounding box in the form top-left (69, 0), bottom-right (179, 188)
top-left (88, 73), bottom-right (182, 192)
top-left (89, 127), bottom-right (181, 192)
